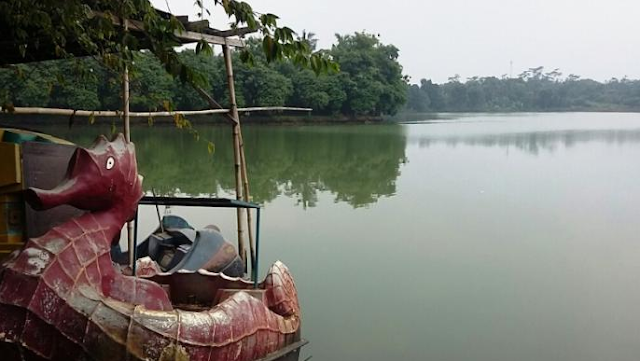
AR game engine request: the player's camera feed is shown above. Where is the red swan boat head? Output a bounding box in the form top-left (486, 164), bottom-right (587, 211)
top-left (25, 133), bottom-right (143, 224)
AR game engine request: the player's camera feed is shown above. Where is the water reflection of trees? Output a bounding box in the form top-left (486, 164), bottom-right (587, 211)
top-left (410, 129), bottom-right (640, 155)
top-left (37, 124), bottom-right (407, 208)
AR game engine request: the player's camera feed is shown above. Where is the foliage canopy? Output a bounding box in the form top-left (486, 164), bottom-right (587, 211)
top-left (0, 0), bottom-right (336, 104)
top-left (1, 32), bottom-right (409, 117)
top-left (405, 68), bottom-right (640, 113)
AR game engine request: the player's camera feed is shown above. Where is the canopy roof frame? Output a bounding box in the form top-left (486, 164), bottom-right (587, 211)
top-left (101, 11), bottom-right (247, 48)
top-left (0, 8), bottom-right (253, 66)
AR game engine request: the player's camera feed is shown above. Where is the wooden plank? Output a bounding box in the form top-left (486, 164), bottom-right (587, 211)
top-left (185, 20), bottom-right (210, 31)
top-left (120, 16), bottom-right (244, 47)
top-left (213, 27), bottom-right (256, 38)
top-left (179, 28), bottom-right (245, 47)
top-left (153, 8), bottom-right (187, 23)
top-left (94, 12), bottom-right (245, 48)
top-left (175, 15), bottom-right (189, 23)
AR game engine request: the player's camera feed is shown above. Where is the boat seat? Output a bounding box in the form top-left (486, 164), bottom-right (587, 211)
top-left (111, 215), bottom-right (244, 277)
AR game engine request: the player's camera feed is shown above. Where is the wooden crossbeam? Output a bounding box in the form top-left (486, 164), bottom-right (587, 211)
top-left (185, 20), bottom-right (210, 31)
top-left (96, 12), bottom-right (246, 48)
top-left (212, 27), bottom-right (256, 38)
top-left (2, 106), bottom-right (312, 118)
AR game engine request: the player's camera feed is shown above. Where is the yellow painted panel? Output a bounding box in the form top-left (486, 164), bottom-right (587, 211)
top-left (0, 142), bottom-right (21, 189)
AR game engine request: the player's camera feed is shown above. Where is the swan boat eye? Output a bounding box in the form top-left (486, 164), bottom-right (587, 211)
top-left (106, 156), bottom-right (115, 170)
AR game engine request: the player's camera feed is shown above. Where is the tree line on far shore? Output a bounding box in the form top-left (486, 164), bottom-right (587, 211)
top-left (3, 32), bottom-right (640, 118)
top-left (0, 32), bottom-right (407, 117)
top-left (405, 67), bottom-right (640, 113)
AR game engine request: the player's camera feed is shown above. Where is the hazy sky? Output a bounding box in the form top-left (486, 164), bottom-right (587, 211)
top-left (153, 0), bottom-right (640, 83)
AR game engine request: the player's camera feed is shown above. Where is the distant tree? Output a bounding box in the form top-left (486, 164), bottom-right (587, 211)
top-left (298, 30), bottom-right (319, 51)
top-left (171, 50), bottom-right (224, 110)
top-left (0, 63), bottom-right (55, 107)
top-left (405, 84), bottom-right (430, 112)
top-left (235, 63), bottom-right (292, 107)
top-left (49, 60), bottom-right (101, 110)
top-left (529, 66), bottom-right (545, 80)
top-left (466, 83), bottom-right (486, 110)
top-left (545, 68), bottom-right (562, 82)
top-left (402, 67), bottom-right (640, 113)
top-left (443, 81), bottom-right (468, 110)
top-left (448, 74), bottom-right (461, 83)
top-left (566, 74), bottom-right (581, 82)
top-left (129, 52), bottom-right (175, 111)
top-left (329, 32), bottom-right (407, 116)
top-left (421, 79), bottom-right (445, 111)
top-left (0, 31), bottom-right (412, 118)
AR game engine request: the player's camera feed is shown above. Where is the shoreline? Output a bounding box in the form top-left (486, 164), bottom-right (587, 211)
top-left (0, 113), bottom-right (387, 126)
top-left (2, 110), bottom-right (640, 127)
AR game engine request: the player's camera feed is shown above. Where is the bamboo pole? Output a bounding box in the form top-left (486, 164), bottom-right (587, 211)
top-left (239, 129), bottom-right (256, 270)
top-left (120, 14), bottom-right (136, 271)
top-left (222, 43), bottom-right (247, 268)
top-left (1, 106), bottom-right (312, 118)
top-left (122, 57), bottom-right (136, 271)
top-left (193, 82), bottom-right (256, 273)
top-left (123, 67), bottom-right (131, 140)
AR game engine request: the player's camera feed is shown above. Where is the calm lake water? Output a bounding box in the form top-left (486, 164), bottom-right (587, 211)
top-left (16, 112), bottom-right (640, 361)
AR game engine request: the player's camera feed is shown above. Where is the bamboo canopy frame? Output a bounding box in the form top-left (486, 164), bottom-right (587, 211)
top-left (0, 9), bottom-right (313, 277)
top-left (113, 10), bottom-right (306, 276)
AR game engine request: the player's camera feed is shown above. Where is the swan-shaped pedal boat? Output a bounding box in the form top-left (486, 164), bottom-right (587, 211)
top-left (0, 134), bottom-right (302, 361)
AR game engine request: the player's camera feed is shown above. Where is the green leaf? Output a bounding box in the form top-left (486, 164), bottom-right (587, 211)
top-left (263, 36), bottom-right (274, 62)
top-left (207, 141), bottom-right (215, 154)
top-left (18, 44), bottom-right (27, 58)
top-left (191, 129), bottom-right (200, 141)
top-left (162, 100), bottom-right (173, 112)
